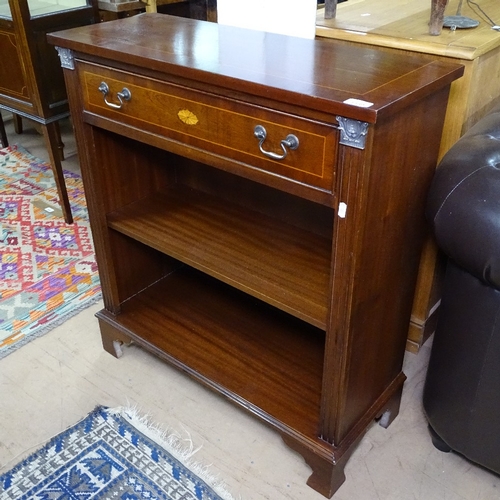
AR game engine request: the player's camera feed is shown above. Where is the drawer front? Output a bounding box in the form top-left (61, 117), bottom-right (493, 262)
top-left (79, 62), bottom-right (338, 192)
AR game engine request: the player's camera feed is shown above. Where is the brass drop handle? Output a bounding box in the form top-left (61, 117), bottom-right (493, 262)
top-left (98, 82), bottom-right (131, 109)
top-left (254, 125), bottom-right (299, 161)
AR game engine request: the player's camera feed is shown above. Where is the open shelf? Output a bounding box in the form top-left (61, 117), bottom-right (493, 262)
top-left (98, 266), bottom-right (325, 438)
top-left (107, 185), bottom-right (332, 329)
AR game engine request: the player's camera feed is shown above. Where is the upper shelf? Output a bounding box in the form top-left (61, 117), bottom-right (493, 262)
top-left (316, 0), bottom-right (500, 60)
top-left (47, 12), bottom-right (464, 123)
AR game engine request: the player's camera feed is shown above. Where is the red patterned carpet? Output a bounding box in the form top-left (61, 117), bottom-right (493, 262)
top-left (0, 145), bottom-right (101, 359)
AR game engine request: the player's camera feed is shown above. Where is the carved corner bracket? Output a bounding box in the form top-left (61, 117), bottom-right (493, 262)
top-left (337, 116), bottom-right (369, 150)
top-left (56, 47), bottom-right (75, 70)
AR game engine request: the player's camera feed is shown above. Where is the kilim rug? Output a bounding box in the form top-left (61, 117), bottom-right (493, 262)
top-left (0, 145), bottom-right (101, 359)
top-left (0, 406), bottom-right (235, 500)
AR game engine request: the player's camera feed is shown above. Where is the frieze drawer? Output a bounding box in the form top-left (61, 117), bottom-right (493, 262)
top-left (79, 62), bottom-right (338, 194)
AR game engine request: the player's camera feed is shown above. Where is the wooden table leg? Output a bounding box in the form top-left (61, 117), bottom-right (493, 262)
top-left (41, 121), bottom-right (73, 224)
top-left (325, 0), bottom-right (339, 19)
top-left (0, 113), bottom-right (8, 147)
top-left (429, 0), bottom-right (449, 35)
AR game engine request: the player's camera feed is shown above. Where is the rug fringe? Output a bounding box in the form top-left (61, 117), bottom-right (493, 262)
top-left (1, 405), bottom-right (241, 500)
top-left (110, 405), bottom-right (239, 500)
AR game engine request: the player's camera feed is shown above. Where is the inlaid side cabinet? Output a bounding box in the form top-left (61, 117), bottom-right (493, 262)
top-left (49, 15), bottom-right (463, 497)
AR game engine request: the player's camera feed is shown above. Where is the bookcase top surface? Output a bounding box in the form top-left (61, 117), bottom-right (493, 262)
top-left (48, 13), bottom-right (464, 122)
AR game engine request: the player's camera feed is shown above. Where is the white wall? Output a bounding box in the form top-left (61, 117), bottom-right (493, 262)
top-left (217, 0), bottom-right (318, 39)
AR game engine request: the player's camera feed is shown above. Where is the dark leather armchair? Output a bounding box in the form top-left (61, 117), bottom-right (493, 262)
top-left (423, 106), bottom-right (500, 474)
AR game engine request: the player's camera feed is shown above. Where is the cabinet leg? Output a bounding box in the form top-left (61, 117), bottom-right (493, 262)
top-left (376, 383), bottom-right (404, 429)
top-left (0, 113), bottom-right (8, 147)
top-left (54, 121), bottom-right (65, 161)
top-left (41, 122), bottom-right (73, 224)
top-left (281, 435), bottom-right (359, 498)
top-left (13, 113), bottom-right (23, 134)
top-left (99, 318), bottom-right (133, 358)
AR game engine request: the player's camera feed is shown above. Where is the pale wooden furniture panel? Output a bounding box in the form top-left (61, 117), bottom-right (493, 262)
top-left (317, 0), bottom-right (500, 351)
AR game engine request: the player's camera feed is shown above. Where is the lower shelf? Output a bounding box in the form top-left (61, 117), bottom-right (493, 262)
top-left (98, 266), bottom-right (325, 439)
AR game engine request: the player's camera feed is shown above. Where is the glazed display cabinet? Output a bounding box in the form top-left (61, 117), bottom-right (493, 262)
top-left (49, 14), bottom-right (463, 497)
top-left (0, 0), bottom-right (98, 223)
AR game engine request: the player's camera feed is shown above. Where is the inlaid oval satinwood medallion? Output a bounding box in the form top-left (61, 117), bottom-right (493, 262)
top-left (178, 109), bottom-right (199, 125)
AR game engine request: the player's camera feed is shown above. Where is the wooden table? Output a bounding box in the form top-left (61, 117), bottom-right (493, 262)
top-left (49, 13), bottom-right (461, 497)
top-left (317, 0), bottom-right (500, 352)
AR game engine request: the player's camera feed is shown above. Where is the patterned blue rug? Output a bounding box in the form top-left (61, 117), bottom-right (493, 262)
top-left (0, 406), bottom-right (235, 500)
